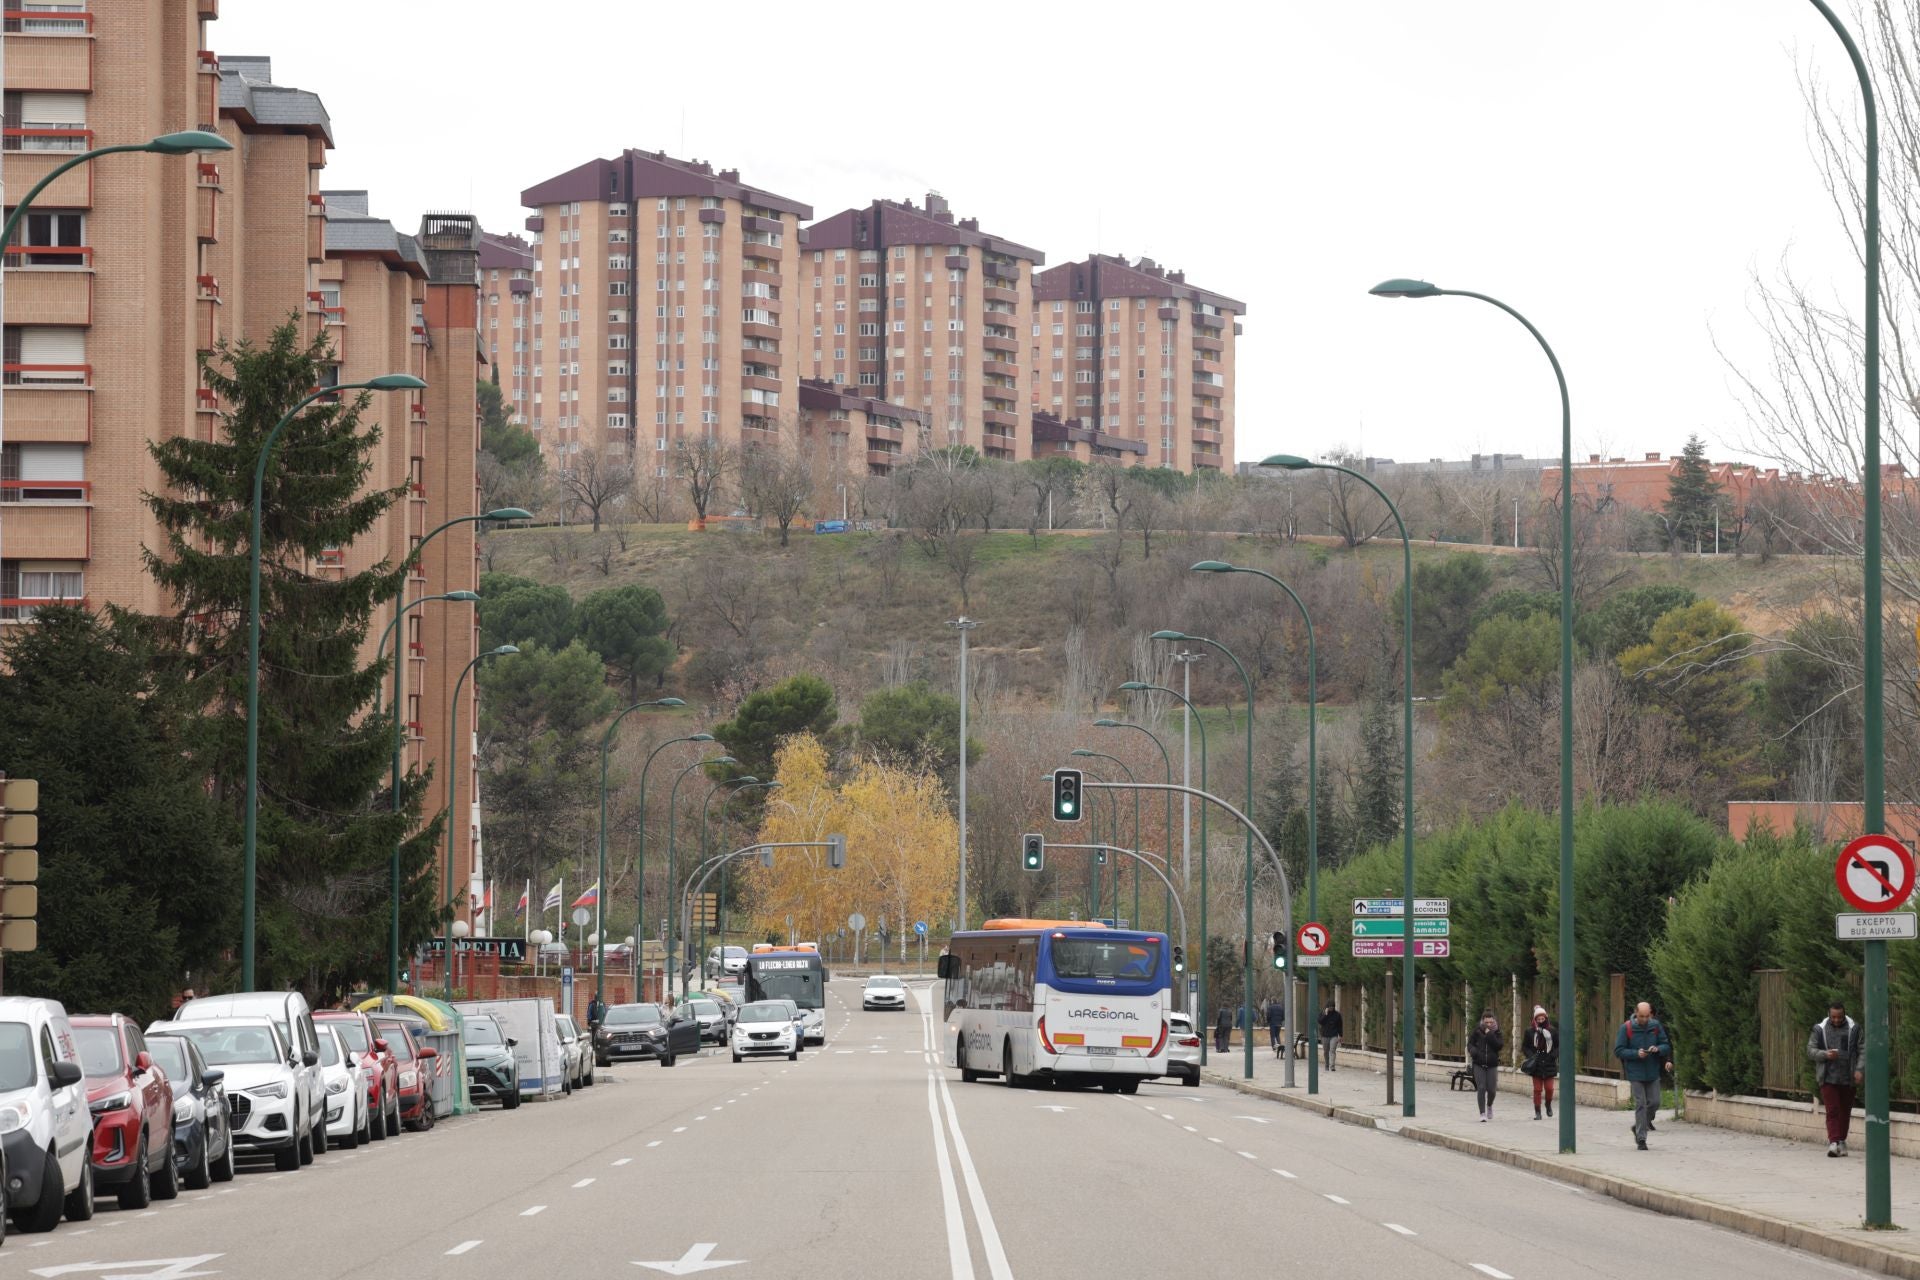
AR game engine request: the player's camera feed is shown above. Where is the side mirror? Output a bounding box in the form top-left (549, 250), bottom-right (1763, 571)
top-left (506, 1037), bottom-right (518, 1048)
top-left (49, 1060), bottom-right (82, 1088)
top-left (201, 1069), bottom-right (225, 1089)
top-left (301, 1050), bottom-right (318, 1068)
top-left (373, 1038), bottom-right (389, 1053)
top-left (936, 955), bottom-right (956, 980)
top-left (134, 1051), bottom-right (154, 1074)
top-left (418, 1046), bottom-right (438, 1060)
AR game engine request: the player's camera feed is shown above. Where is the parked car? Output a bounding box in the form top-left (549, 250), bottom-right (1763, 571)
top-left (369, 1016), bottom-right (437, 1131)
top-left (706, 945), bottom-right (749, 979)
top-left (593, 1003), bottom-right (699, 1068)
top-left (730, 1001), bottom-right (800, 1063)
top-left (862, 975), bottom-right (908, 1011)
top-left (72, 1013), bottom-right (178, 1208)
top-left (553, 1015), bottom-right (589, 1092)
top-left (683, 999), bottom-right (729, 1045)
top-left (461, 1014), bottom-right (520, 1109)
top-left (316, 1024), bottom-right (372, 1148)
top-left (0, 996), bottom-right (95, 1232)
top-left (314, 1010), bottom-right (398, 1141)
top-left (143, 1033), bottom-right (233, 1187)
top-left (173, 992), bottom-right (324, 1159)
top-left (1166, 1011), bottom-right (1202, 1087)
top-left (151, 1018), bottom-right (306, 1172)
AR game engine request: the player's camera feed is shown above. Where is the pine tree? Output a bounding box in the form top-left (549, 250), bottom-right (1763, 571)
top-left (1351, 683), bottom-right (1402, 853)
top-left (1662, 434), bottom-right (1721, 550)
top-left (142, 319), bottom-right (443, 994)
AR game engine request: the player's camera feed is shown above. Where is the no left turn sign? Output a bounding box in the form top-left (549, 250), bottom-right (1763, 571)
top-left (1836, 834), bottom-right (1917, 913)
top-left (1296, 922), bottom-right (1330, 957)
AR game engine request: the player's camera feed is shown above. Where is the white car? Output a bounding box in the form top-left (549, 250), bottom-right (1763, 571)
top-left (153, 1019), bottom-right (307, 1171)
top-left (0, 996), bottom-right (96, 1232)
top-left (316, 1025), bottom-right (372, 1148)
top-left (706, 946), bottom-right (748, 979)
top-left (1166, 1011), bottom-right (1202, 1087)
top-left (862, 975), bottom-right (908, 1011)
top-left (553, 1015), bottom-right (589, 1092)
top-left (730, 1001), bottom-right (800, 1062)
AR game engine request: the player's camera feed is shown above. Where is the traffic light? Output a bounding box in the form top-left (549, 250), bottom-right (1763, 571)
top-left (759, 844), bottom-right (774, 867)
top-left (827, 833), bottom-right (846, 868)
top-left (0, 779), bottom-right (38, 954)
top-left (1172, 945), bottom-right (1185, 973)
top-left (1021, 834), bottom-right (1044, 872)
top-left (1052, 769), bottom-right (1082, 822)
top-left (1271, 930), bottom-right (1287, 970)
top-left (1095, 848), bottom-right (1107, 865)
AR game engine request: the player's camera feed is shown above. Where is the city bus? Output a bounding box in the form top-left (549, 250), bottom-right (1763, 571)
top-left (937, 920), bottom-right (1170, 1093)
top-left (743, 949), bottom-right (827, 1044)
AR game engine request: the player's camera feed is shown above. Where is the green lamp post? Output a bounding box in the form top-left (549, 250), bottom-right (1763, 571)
top-left (665, 762), bottom-right (741, 996)
top-left (685, 776), bottom-right (759, 997)
top-left (1072, 749), bottom-right (1137, 922)
top-left (1120, 680), bottom-right (1208, 1057)
top-left (595, 697), bottom-right (686, 1009)
top-left (1068, 758), bottom-right (1112, 918)
top-left (631, 734), bottom-right (715, 999)
top-left (1094, 719), bottom-right (1173, 935)
top-left (1263, 454), bottom-right (1416, 1115)
top-left (441, 644), bottom-right (518, 999)
top-left (1, 130), bottom-right (230, 250)
top-left (696, 780), bottom-right (781, 994)
top-left (243, 371), bottom-right (426, 990)
top-left (1193, 560), bottom-right (1320, 1094)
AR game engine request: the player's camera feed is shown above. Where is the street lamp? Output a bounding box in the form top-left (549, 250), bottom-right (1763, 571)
top-left (443, 644), bottom-right (518, 999)
top-left (1263, 454), bottom-right (1416, 1115)
top-left (1071, 749), bottom-right (1137, 922)
top-left (946, 617), bottom-right (980, 931)
top-left (1094, 719), bottom-right (1173, 936)
top-left (1, 131), bottom-right (230, 249)
top-left (1120, 679), bottom-right (1209, 1061)
top-left (1367, 277), bottom-right (1576, 1141)
top-left (665, 758), bottom-right (737, 995)
top-left (1193, 560), bottom-right (1321, 1094)
top-left (1066, 758), bottom-right (1113, 918)
top-left (375, 588), bottom-right (479, 993)
top-left (626, 733), bottom-right (713, 1003)
top-left (242, 371), bottom-right (427, 990)
top-left (686, 775), bottom-right (763, 997)
top-left (595, 697), bottom-right (686, 1009)
top-left (696, 780), bottom-right (781, 994)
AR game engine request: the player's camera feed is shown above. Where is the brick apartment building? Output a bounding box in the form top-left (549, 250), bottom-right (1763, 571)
top-left (518, 149), bottom-right (812, 483)
top-left (799, 193), bottom-right (1042, 465)
top-left (0, 16), bottom-right (486, 928)
top-left (1540, 452), bottom-right (1911, 533)
top-left (478, 228), bottom-right (534, 425)
top-left (1032, 254), bottom-right (1243, 472)
top-left (795, 377), bottom-right (927, 478)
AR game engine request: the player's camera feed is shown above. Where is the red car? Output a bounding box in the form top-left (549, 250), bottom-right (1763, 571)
top-left (315, 1011), bottom-right (399, 1141)
top-left (71, 1014), bottom-right (179, 1209)
top-left (368, 1016), bottom-right (437, 1132)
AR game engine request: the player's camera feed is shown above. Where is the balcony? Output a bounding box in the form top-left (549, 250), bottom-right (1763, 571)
top-left (3, 144), bottom-right (94, 206)
top-left (981, 359), bottom-right (1019, 380)
top-left (1192, 314), bottom-right (1225, 335)
top-left (739, 346), bottom-right (781, 368)
top-left (3, 380), bottom-right (90, 442)
top-left (742, 268), bottom-right (780, 289)
top-left (1192, 403), bottom-right (1223, 423)
top-left (197, 181), bottom-right (219, 243)
top-left (866, 422), bottom-right (903, 443)
top-left (307, 205), bottom-right (325, 263)
top-left (740, 374), bottom-right (781, 394)
top-left (982, 409), bottom-right (1018, 429)
top-left (1191, 426), bottom-right (1222, 445)
top-left (1192, 382), bottom-right (1224, 402)
top-left (741, 239), bottom-right (783, 260)
top-left (945, 255), bottom-right (970, 271)
top-left (982, 285), bottom-right (1018, 306)
top-left (740, 214), bottom-right (782, 234)
top-left (197, 292), bottom-right (220, 353)
top-left (509, 277), bottom-right (533, 296)
top-left (698, 208), bottom-right (726, 224)
top-left (866, 449), bottom-right (898, 469)
top-left (1158, 307), bottom-right (1181, 322)
top-left (3, 14), bottom-right (93, 92)
top-left (982, 334), bottom-right (1018, 355)
top-left (981, 261), bottom-right (1018, 283)
top-left (1, 501), bottom-right (89, 559)
top-left (3, 258), bottom-right (92, 326)
top-left (1193, 358), bottom-right (1223, 376)
top-left (741, 321), bottom-right (781, 343)
top-left (0, 594), bottom-right (87, 623)
top-left (525, 215), bottom-right (544, 233)
top-left (1192, 334), bottom-right (1223, 354)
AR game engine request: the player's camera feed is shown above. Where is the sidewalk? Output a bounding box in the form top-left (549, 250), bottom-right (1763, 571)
top-left (1205, 1044), bottom-right (1920, 1278)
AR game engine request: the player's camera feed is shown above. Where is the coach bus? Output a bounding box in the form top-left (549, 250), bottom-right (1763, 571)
top-left (937, 920), bottom-right (1170, 1093)
top-left (744, 948), bottom-right (826, 1044)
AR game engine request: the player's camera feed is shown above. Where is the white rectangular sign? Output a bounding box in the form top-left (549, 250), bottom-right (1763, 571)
top-left (1295, 954), bottom-right (1331, 968)
top-left (1836, 912), bottom-right (1919, 941)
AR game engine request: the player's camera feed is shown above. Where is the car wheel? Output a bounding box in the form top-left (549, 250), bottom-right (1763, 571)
top-left (1002, 1044), bottom-right (1021, 1089)
top-left (273, 1138), bottom-right (300, 1172)
top-left (1182, 1071), bottom-right (1200, 1088)
top-left (211, 1133), bottom-right (235, 1183)
top-left (185, 1128), bottom-right (213, 1191)
top-left (659, 1052), bottom-right (675, 1069)
top-left (959, 1037), bottom-right (979, 1083)
top-left (786, 1048), bottom-right (797, 1061)
top-left (298, 1121), bottom-right (314, 1165)
top-left (386, 1095), bottom-right (401, 1138)
top-left (1118, 1079), bottom-right (1141, 1095)
top-left (118, 1133), bottom-right (153, 1209)
top-left (561, 1073), bottom-right (572, 1097)
top-left (368, 1099), bottom-right (385, 1142)
top-left (358, 1101), bottom-right (372, 1147)
top-left (311, 1108), bottom-right (328, 1155)
top-left (732, 1051), bottom-right (742, 1063)
top-left (149, 1132), bottom-right (180, 1201)
top-left (502, 1087), bottom-right (521, 1111)
top-left (338, 1111), bottom-right (358, 1150)
top-left (583, 1066), bottom-right (594, 1088)
top-left (22, 1149), bottom-right (62, 1231)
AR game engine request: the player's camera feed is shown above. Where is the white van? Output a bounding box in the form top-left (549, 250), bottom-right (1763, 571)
top-left (0, 996), bottom-right (95, 1231)
top-left (174, 993), bottom-right (324, 1160)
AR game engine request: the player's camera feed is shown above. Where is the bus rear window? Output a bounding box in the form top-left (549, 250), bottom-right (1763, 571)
top-left (1049, 938), bottom-right (1161, 982)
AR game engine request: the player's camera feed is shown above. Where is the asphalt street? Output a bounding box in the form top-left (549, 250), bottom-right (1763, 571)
top-left (0, 981), bottom-right (1882, 1279)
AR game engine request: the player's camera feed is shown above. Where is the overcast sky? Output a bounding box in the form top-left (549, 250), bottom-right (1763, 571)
top-left (214, 2), bottom-right (1869, 470)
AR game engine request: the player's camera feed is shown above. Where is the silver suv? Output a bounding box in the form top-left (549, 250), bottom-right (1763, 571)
top-left (1166, 1012), bottom-right (1201, 1087)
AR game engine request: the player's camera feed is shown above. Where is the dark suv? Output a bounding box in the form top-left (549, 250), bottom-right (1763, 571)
top-left (71, 1014), bottom-right (178, 1208)
top-left (593, 1003), bottom-right (700, 1068)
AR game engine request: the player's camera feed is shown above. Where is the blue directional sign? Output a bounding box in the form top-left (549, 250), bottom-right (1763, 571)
top-left (914, 920), bottom-right (927, 936)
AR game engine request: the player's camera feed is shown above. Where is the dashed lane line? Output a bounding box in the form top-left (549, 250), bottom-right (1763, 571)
top-left (1470, 1268), bottom-right (1512, 1280)
top-left (446, 1240), bottom-right (483, 1256)
top-left (521, 1205), bottom-right (547, 1217)
top-left (1385, 1224), bottom-right (1417, 1237)
top-left (573, 1178), bottom-right (595, 1188)
top-left (1272, 1169), bottom-right (1297, 1179)
top-left (1324, 1194), bottom-right (1351, 1206)
top-left (613, 1157), bottom-right (632, 1166)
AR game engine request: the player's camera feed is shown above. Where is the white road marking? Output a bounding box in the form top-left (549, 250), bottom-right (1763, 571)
top-left (1235, 1115), bottom-right (1272, 1124)
top-left (1273, 1169), bottom-right (1297, 1178)
top-left (935, 1068), bottom-right (1014, 1280)
top-left (137, 1211), bottom-right (160, 1218)
top-left (1183, 1125), bottom-right (1198, 1132)
top-left (1385, 1224), bottom-right (1417, 1236)
top-left (614, 1157), bottom-right (633, 1166)
top-left (1237, 1151), bottom-right (1259, 1160)
top-left (522, 1205), bottom-right (547, 1217)
top-left (446, 1240), bottom-right (483, 1256)
top-left (647, 1140), bottom-right (662, 1148)
top-left (673, 1126), bottom-right (687, 1133)
top-left (573, 1178), bottom-right (595, 1188)
top-left (1207, 1136), bottom-right (1223, 1144)
top-left (1324, 1194), bottom-right (1351, 1205)
top-left (694, 1115), bottom-right (707, 1121)
top-left (925, 1070), bottom-right (971, 1280)
top-left (1471, 1268), bottom-right (1513, 1280)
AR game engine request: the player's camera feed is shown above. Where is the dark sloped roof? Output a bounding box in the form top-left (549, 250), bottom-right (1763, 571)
top-left (522, 149), bottom-right (810, 219)
top-left (323, 195), bottom-right (427, 276)
top-left (218, 56), bottom-right (333, 145)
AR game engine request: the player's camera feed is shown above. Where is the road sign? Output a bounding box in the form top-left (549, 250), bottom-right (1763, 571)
top-left (1836, 835), bottom-right (1916, 913)
top-left (1352, 938), bottom-right (1451, 959)
top-left (847, 912), bottom-right (866, 932)
top-left (1351, 897), bottom-right (1449, 917)
top-left (914, 920), bottom-right (927, 936)
top-left (1838, 912), bottom-right (1920, 941)
top-left (572, 906), bottom-right (591, 928)
top-left (1296, 922), bottom-right (1330, 956)
top-left (1296, 954), bottom-right (1331, 968)
top-left (1351, 917), bottom-right (1451, 939)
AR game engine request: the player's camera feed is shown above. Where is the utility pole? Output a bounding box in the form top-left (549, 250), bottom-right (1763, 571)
top-left (946, 617), bottom-right (980, 933)
top-left (1170, 651), bottom-right (1206, 891)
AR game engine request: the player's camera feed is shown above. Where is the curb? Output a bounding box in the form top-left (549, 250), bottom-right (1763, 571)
top-left (1204, 1069), bottom-right (1919, 1280)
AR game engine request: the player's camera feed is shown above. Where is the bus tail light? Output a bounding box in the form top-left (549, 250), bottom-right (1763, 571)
top-left (1037, 1016), bottom-right (1056, 1055)
top-left (1148, 1019), bottom-right (1169, 1057)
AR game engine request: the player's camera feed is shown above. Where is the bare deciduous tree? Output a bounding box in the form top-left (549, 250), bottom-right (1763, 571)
top-left (552, 444), bottom-right (633, 533)
top-left (676, 435), bottom-right (735, 523)
top-left (739, 433), bottom-right (817, 546)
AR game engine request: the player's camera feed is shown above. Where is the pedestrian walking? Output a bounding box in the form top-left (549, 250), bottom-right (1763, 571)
top-left (1319, 1001), bottom-right (1344, 1072)
top-left (1522, 1005), bottom-right (1558, 1120)
top-left (1467, 1010), bottom-right (1503, 1121)
top-left (1266, 997), bottom-right (1286, 1058)
top-left (1807, 998), bottom-right (1864, 1157)
top-left (1614, 1001), bottom-right (1671, 1150)
top-left (1213, 1004), bottom-right (1232, 1054)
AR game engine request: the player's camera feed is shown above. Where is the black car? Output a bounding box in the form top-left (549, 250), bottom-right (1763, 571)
top-left (593, 1003), bottom-right (700, 1069)
top-left (144, 1033), bottom-right (235, 1189)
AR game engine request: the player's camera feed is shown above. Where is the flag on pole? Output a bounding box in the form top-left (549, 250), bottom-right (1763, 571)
top-left (542, 881), bottom-right (562, 912)
top-left (517, 880), bottom-right (529, 913)
top-left (572, 880), bottom-right (600, 909)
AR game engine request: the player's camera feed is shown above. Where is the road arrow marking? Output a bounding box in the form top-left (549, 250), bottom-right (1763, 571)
top-left (31, 1258), bottom-right (224, 1279)
top-left (1034, 1105), bottom-right (1075, 1113)
top-left (632, 1243), bottom-right (745, 1275)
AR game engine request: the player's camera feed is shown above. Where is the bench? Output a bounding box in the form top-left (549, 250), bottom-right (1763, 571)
top-left (1450, 1067), bottom-right (1475, 1091)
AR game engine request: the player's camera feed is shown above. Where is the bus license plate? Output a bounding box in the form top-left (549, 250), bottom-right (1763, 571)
top-left (1086, 1046), bottom-right (1118, 1055)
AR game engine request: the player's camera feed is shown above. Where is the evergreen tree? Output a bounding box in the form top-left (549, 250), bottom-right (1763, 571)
top-left (1402, 553), bottom-right (1493, 691)
top-left (142, 319), bottom-right (442, 994)
top-left (1662, 434), bottom-right (1721, 550)
top-left (711, 674), bottom-right (840, 779)
top-left (574, 584), bottom-right (674, 700)
top-left (1351, 682), bottom-right (1402, 853)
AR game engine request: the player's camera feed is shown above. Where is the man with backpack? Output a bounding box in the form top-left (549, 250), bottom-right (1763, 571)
top-left (1614, 1002), bottom-right (1671, 1150)
top-left (1807, 998), bottom-right (1864, 1157)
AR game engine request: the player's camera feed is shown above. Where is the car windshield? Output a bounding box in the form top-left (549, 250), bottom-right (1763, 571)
top-left (147, 1038), bottom-right (190, 1082)
top-left (73, 1026), bottom-right (124, 1077)
top-left (605, 1005), bottom-right (662, 1026)
top-left (1049, 937), bottom-right (1162, 982)
top-left (328, 1020), bottom-right (370, 1053)
top-left (691, 1001), bottom-right (720, 1018)
top-left (464, 1020), bottom-right (501, 1046)
top-left (317, 1033), bottom-right (341, 1067)
top-left (375, 1027), bottom-right (413, 1061)
top-left (171, 1025), bottom-right (280, 1066)
top-left (724, 948), bottom-right (747, 959)
top-left (739, 1003), bottom-right (793, 1022)
top-left (0, 1023), bottom-right (36, 1090)
top-left (866, 977), bottom-right (903, 988)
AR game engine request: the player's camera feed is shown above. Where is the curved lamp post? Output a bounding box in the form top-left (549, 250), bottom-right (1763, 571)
top-left (595, 697), bottom-right (686, 1009)
top-left (629, 733), bottom-right (713, 1000)
top-left (442, 644), bottom-right (518, 998)
top-left (1094, 719), bottom-right (1173, 935)
top-left (1067, 758), bottom-right (1112, 918)
top-left (1263, 454), bottom-right (1416, 1115)
top-left (685, 775), bottom-right (761, 997)
top-left (1, 131), bottom-right (230, 250)
top-left (664, 761), bottom-right (740, 995)
top-left (1193, 560), bottom-right (1320, 1094)
top-left (1071, 749), bottom-right (1137, 922)
top-left (243, 371), bottom-right (426, 990)
top-left (1120, 680), bottom-right (1209, 1061)
top-left (695, 779), bottom-right (781, 994)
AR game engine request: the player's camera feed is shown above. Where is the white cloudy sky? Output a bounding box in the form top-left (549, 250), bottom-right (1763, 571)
top-left (214, 2), bottom-right (1869, 469)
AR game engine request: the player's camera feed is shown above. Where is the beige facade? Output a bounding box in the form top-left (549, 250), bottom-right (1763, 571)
top-left (519, 150), bottom-right (811, 487)
top-left (797, 377), bottom-right (925, 479)
top-left (800, 194), bottom-right (1039, 468)
top-left (1032, 254), bottom-right (1243, 472)
top-left (478, 229), bottom-right (532, 425)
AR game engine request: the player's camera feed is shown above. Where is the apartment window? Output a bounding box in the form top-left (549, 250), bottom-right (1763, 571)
top-left (857, 323), bottom-right (880, 337)
top-left (858, 373), bottom-right (880, 386)
top-left (0, 441), bottom-right (83, 501)
top-left (15, 210), bottom-right (83, 265)
top-left (1052, 324), bottom-right (1064, 336)
top-left (4, 92), bottom-right (85, 151)
top-left (610, 281), bottom-right (629, 296)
